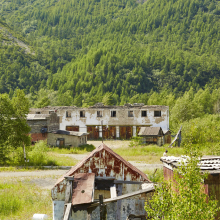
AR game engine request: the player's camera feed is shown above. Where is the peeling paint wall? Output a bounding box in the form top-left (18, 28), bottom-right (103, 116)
top-left (47, 133), bottom-right (87, 147)
top-left (30, 105), bottom-right (169, 139)
top-left (53, 192), bottom-right (152, 220)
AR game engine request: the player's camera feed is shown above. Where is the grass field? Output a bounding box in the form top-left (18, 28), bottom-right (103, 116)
top-left (0, 177), bottom-right (53, 220)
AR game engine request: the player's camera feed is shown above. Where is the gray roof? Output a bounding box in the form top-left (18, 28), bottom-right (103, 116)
top-left (51, 130), bottom-right (88, 137)
top-left (138, 127), bottom-right (163, 136)
top-left (161, 156), bottom-right (220, 172)
top-left (27, 114), bottom-right (49, 120)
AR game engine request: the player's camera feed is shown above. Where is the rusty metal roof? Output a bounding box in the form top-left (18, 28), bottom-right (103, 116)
top-left (72, 173), bottom-right (95, 205)
top-left (138, 127), bottom-right (163, 136)
top-left (54, 143), bottom-right (150, 186)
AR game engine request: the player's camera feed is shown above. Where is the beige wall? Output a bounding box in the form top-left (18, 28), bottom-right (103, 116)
top-left (47, 133), bottom-right (87, 147)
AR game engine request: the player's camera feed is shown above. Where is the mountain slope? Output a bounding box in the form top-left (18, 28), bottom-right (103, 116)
top-left (0, 0), bottom-right (220, 105)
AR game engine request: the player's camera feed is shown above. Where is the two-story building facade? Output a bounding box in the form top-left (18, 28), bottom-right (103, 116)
top-left (29, 103), bottom-right (169, 140)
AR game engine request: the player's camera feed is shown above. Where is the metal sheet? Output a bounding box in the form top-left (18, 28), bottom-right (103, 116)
top-left (66, 126), bottom-right (79, 131)
top-left (119, 126), bottom-right (133, 139)
top-left (87, 126), bottom-right (99, 140)
top-left (72, 173), bottom-right (95, 205)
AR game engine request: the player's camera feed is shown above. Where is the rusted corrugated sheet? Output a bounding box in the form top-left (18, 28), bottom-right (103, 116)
top-left (72, 173), bottom-right (95, 205)
top-left (119, 126), bottom-right (133, 139)
top-left (54, 143), bottom-right (150, 187)
top-left (66, 126), bottom-right (79, 131)
top-left (87, 126), bottom-right (99, 140)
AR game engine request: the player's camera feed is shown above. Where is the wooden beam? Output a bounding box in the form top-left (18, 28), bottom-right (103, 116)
top-left (63, 203), bottom-right (71, 220)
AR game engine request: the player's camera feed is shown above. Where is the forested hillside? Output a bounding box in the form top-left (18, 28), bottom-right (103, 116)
top-left (0, 0), bottom-right (220, 106)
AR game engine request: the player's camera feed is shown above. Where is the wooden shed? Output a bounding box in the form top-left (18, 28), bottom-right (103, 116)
top-left (51, 143), bottom-right (154, 220)
top-left (47, 130), bottom-right (88, 147)
top-left (138, 127), bottom-right (164, 146)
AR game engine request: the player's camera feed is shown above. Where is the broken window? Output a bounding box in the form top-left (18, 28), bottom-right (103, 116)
top-left (66, 111), bottom-right (71, 118)
top-left (154, 111), bottom-right (161, 117)
top-left (97, 111), bottom-right (102, 117)
top-left (80, 110), bottom-right (85, 117)
top-left (142, 111), bottom-right (147, 117)
top-left (49, 111), bottom-right (54, 114)
top-left (35, 112), bottom-right (41, 114)
top-left (111, 111), bottom-right (116, 117)
top-left (128, 111), bottom-right (134, 117)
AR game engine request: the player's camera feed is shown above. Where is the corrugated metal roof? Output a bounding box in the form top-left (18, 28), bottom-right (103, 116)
top-left (138, 127), bottom-right (163, 136)
top-left (54, 143), bottom-right (150, 186)
top-left (51, 130), bottom-right (88, 137)
top-left (161, 155), bottom-right (220, 171)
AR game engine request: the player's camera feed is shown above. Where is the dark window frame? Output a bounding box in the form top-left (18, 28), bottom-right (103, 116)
top-left (97, 111), bottom-right (102, 117)
top-left (154, 111), bottom-right (161, 117)
top-left (111, 111), bottom-right (116, 117)
top-left (141, 110), bottom-right (147, 117)
top-left (66, 111), bottom-right (71, 118)
top-left (80, 110), bottom-right (85, 117)
top-left (128, 111), bottom-right (134, 117)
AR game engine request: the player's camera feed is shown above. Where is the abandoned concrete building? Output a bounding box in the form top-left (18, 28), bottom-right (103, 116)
top-left (47, 130), bottom-right (88, 147)
top-left (29, 103), bottom-right (169, 140)
top-left (27, 113), bottom-right (59, 143)
top-left (160, 155), bottom-right (220, 219)
top-left (51, 143), bottom-right (154, 220)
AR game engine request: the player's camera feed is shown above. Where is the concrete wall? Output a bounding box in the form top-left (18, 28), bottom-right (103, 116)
top-left (53, 192), bottom-right (153, 220)
top-left (30, 105), bottom-right (169, 139)
top-left (47, 133), bottom-right (87, 147)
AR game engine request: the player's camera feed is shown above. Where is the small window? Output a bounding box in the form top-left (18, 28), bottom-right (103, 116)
top-left (66, 111), bottom-right (71, 118)
top-left (80, 110), bottom-right (85, 117)
top-left (49, 111), bottom-right (54, 114)
top-left (154, 111), bottom-right (161, 117)
top-left (111, 111), bottom-right (116, 117)
top-left (142, 111), bottom-right (147, 117)
top-left (128, 111), bottom-right (134, 117)
top-left (97, 111), bottom-right (102, 117)
top-left (35, 112), bottom-right (41, 114)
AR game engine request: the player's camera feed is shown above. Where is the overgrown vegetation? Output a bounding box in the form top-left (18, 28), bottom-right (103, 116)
top-left (2, 141), bottom-right (78, 167)
top-left (0, 178), bottom-right (52, 220)
top-left (0, 0), bottom-right (220, 107)
top-left (145, 147), bottom-right (220, 219)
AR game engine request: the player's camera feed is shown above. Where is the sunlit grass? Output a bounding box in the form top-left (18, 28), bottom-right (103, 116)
top-left (0, 178), bottom-right (52, 220)
top-left (48, 144), bottom-right (95, 155)
top-left (47, 152), bottom-right (78, 166)
top-left (114, 144), bottom-right (185, 163)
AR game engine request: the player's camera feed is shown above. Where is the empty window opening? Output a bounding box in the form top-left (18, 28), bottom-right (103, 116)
top-left (128, 111), bottom-right (134, 117)
top-left (49, 111), bottom-right (54, 114)
top-left (154, 111), bottom-right (161, 117)
top-left (35, 112), bottom-right (41, 114)
top-left (111, 111), bottom-right (116, 117)
top-left (66, 111), bottom-right (71, 118)
top-left (80, 110), bottom-right (85, 117)
top-left (97, 111), bottom-right (102, 117)
top-left (142, 111), bottom-right (147, 117)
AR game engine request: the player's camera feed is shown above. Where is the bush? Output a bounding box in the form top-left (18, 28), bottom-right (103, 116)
top-left (28, 141), bottom-right (56, 166)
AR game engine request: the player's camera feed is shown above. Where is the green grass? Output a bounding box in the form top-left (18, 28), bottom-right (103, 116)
top-left (48, 144), bottom-right (95, 154)
top-left (0, 178), bottom-right (52, 220)
top-left (114, 144), bottom-right (185, 163)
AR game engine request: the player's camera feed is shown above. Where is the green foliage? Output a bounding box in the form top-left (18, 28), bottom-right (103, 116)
top-left (0, 90), bottom-right (31, 165)
top-left (129, 136), bottom-right (143, 147)
top-left (0, 0), bottom-right (220, 106)
top-left (145, 156), bottom-right (219, 219)
top-left (28, 141), bottom-right (56, 166)
top-left (0, 180), bottom-right (52, 219)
